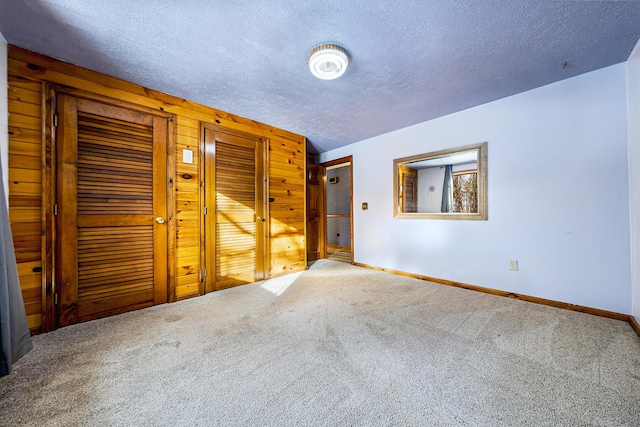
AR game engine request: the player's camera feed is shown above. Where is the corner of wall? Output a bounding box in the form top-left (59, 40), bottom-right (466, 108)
top-left (627, 36), bottom-right (640, 324)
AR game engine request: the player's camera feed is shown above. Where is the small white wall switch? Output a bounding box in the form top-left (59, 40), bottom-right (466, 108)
top-left (509, 260), bottom-right (519, 271)
top-left (182, 149), bottom-right (193, 164)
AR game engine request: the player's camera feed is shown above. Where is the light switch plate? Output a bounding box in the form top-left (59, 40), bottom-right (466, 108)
top-left (182, 149), bottom-right (193, 164)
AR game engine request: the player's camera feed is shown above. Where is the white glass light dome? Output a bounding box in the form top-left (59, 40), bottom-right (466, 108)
top-left (308, 44), bottom-right (349, 80)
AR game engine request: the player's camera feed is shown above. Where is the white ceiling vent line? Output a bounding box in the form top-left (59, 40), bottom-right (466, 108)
top-left (308, 44), bottom-right (349, 80)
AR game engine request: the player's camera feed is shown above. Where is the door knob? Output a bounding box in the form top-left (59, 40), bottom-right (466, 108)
top-left (257, 215), bottom-right (265, 222)
top-left (156, 217), bottom-right (165, 224)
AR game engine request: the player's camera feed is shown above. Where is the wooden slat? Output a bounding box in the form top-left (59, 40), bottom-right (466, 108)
top-left (8, 99), bottom-right (41, 118)
top-left (27, 314), bottom-right (42, 330)
top-left (79, 250), bottom-right (153, 264)
top-left (271, 235), bottom-right (305, 252)
top-left (9, 195), bottom-right (41, 208)
top-left (10, 222), bottom-right (40, 236)
top-left (270, 260), bottom-right (306, 276)
top-left (269, 151), bottom-right (305, 168)
top-left (9, 208), bottom-right (41, 222)
top-left (8, 126), bottom-right (41, 143)
top-left (80, 282), bottom-right (153, 300)
top-left (9, 181), bottom-right (40, 195)
top-left (76, 112), bottom-right (154, 218)
top-left (176, 237), bottom-right (199, 249)
top-left (176, 180), bottom-right (198, 193)
top-left (271, 253), bottom-right (307, 267)
top-left (9, 154), bottom-right (41, 170)
top-left (19, 274), bottom-right (41, 290)
top-left (8, 85), bottom-right (42, 105)
top-left (9, 113), bottom-right (41, 130)
top-left (175, 209), bottom-right (199, 220)
top-left (177, 274), bottom-right (199, 287)
top-left (270, 180), bottom-right (305, 191)
top-left (77, 221), bottom-right (154, 298)
top-left (77, 290), bottom-right (154, 321)
top-left (177, 134), bottom-right (199, 149)
top-left (177, 255), bottom-right (199, 274)
top-left (269, 143), bottom-right (304, 158)
top-left (17, 260), bottom-right (42, 276)
top-left (12, 234), bottom-right (41, 250)
top-left (177, 246), bottom-right (199, 258)
top-left (7, 77), bottom-right (41, 91)
top-left (176, 163), bottom-right (198, 176)
top-left (270, 189), bottom-right (304, 199)
top-left (176, 283), bottom-right (199, 296)
top-left (271, 222), bottom-right (305, 236)
top-left (15, 251), bottom-right (41, 263)
top-left (8, 141), bottom-right (41, 157)
top-left (270, 163), bottom-right (304, 174)
top-left (9, 168), bottom-right (41, 183)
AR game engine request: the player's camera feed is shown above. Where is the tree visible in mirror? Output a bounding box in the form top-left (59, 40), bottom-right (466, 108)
top-left (452, 171), bottom-right (478, 213)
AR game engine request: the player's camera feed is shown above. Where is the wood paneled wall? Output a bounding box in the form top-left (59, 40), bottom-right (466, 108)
top-left (7, 46), bottom-right (306, 333)
top-left (8, 77), bottom-right (43, 331)
top-left (269, 139), bottom-right (306, 275)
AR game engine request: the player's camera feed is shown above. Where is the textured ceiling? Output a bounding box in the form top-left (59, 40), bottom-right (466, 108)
top-left (1, 1), bottom-right (640, 154)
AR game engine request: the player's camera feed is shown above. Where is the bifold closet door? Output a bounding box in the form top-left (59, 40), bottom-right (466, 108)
top-left (203, 127), bottom-right (266, 292)
top-left (56, 95), bottom-right (169, 326)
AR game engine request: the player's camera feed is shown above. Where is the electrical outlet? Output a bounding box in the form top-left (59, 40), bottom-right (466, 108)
top-left (509, 260), bottom-right (519, 271)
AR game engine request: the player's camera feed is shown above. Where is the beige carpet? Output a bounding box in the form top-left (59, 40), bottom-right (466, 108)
top-left (1, 260), bottom-right (639, 426)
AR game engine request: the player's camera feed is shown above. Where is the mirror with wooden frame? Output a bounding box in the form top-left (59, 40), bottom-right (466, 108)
top-left (393, 142), bottom-right (487, 220)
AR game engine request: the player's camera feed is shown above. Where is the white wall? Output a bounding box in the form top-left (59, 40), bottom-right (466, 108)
top-left (326, 166), bottom-right (351, 215)
top-left (0, 32), bottom-right (7, 207)
top-left (321, 63), bottom-right (631, 314)
top-left (417, 167), bottom-right (445, 213)
top-left (628, 38), bottom-right (640, 323)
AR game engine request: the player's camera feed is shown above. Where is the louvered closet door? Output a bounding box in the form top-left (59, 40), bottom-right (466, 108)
top-left (56, 95), bottom-right (168, 326)
top-left (204, 128), bottom-right (265, 292)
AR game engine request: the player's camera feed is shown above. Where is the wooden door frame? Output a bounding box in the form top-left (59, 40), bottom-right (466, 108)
top-left (305, 157), bottom-right (325, 262)
top-left (320, 156), bottom-right (353, 264)
top-left (47, 85), bottom-right (176, 329)
top-left (199, 122), bottom-right (269, 294)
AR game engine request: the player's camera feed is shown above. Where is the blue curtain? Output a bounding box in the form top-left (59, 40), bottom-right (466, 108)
top-left (0, 160), bottom-right (32, 376)
top-left (441, 165), bottom-right (453, 213)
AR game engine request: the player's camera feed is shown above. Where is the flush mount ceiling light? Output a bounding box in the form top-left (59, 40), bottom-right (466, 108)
top-left (308, 43), bottom-right (349, 80)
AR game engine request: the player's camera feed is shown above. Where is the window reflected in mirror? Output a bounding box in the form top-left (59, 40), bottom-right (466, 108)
top-left (393, 142), bottom-right (487, 220)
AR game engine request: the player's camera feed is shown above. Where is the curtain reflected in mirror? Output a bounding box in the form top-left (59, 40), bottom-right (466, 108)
top-left (393, 142), bottom-right (487, 220)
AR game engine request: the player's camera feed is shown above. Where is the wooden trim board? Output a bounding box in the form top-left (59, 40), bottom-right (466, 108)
top-left (630, 316), bottom-right (640, 337)
top-left (354, 262), bottom-right (640, 335)
top-left (327, 244), bottom-right (350, 251)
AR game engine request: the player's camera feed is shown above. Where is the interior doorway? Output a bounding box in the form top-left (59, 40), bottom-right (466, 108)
top-left (322, 157), bottom-right (353, 264)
